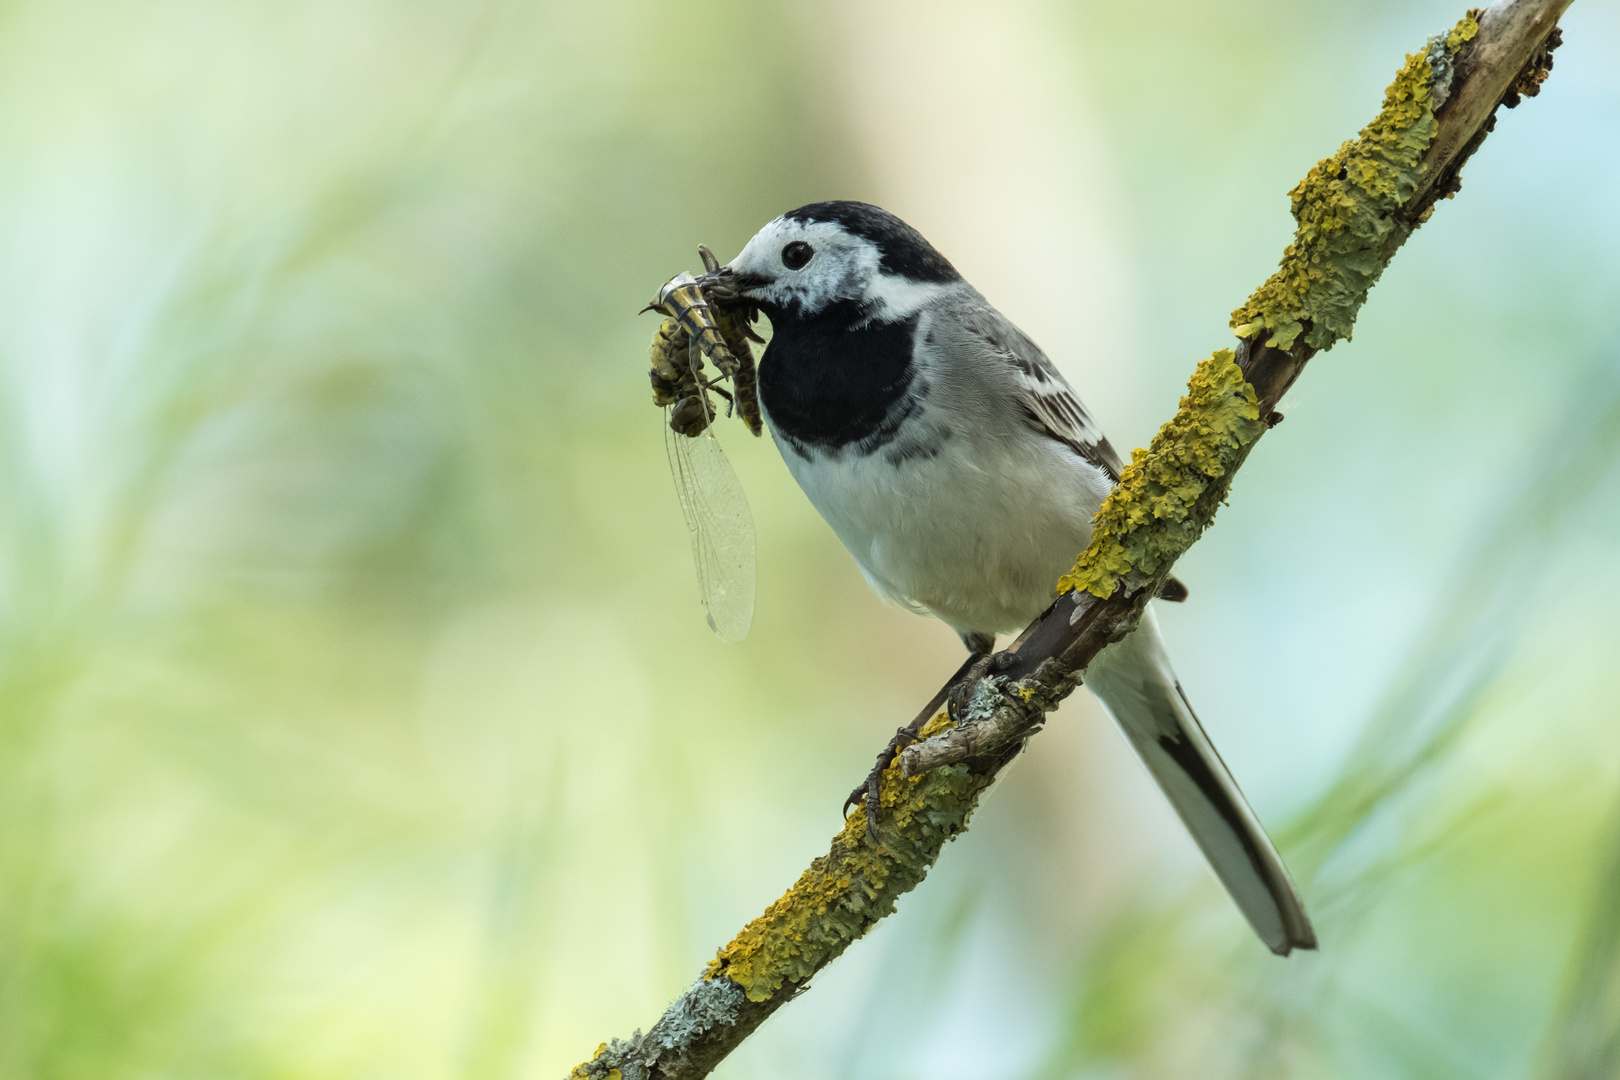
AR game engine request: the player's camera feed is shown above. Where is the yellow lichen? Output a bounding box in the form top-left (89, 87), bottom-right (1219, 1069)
top-left (1072, 14), bottom-right (1479, 600)
top-left (704, 711), bottom-right (971, 1002)
top-left (1229, 12), bottom-right (1478, 351)
top-left (1071, 13), bottom-right (1482, 601)
top-left (1446, 9), bottom-right (1481, 51)
top-left (1057, 350), bottom-right (1263, 599)
top-left (570, 1044), bottom-right (620, 1080)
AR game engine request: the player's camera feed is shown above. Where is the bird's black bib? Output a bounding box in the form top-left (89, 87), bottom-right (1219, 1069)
top-left (758, 302), bottom-right (919, 454)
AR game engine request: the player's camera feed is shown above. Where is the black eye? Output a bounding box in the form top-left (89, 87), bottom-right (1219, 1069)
top-left (781, 241), bottom-right (814, 270)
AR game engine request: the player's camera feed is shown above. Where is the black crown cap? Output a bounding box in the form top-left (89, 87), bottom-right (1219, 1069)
top-left (783, 201), bottom-right (961, 285)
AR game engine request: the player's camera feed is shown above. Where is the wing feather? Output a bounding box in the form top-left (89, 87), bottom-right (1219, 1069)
top-left (958, 312), bottom-right (1124, 479)
top-left (957, 307), bottom-right (1188, 602)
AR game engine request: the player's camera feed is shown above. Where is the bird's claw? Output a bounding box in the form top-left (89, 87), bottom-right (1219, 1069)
top-left (846, 648), bottom-right (1019, 832)
top-left (945, 649), bottom-right (1018, 722)
top-left (845, 725), bottom-right (922, 831)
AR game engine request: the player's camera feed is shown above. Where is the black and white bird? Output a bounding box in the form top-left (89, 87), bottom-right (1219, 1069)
top-left (702, 200), bottom-right (1315, 956)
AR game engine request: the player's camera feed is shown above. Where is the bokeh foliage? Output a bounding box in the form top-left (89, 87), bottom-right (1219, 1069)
top-left (0, 1), bottom-right (1615, 1079)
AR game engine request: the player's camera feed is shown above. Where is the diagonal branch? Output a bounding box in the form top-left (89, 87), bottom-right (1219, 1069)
top-left (572, 3), bottom-right (1571, 1076)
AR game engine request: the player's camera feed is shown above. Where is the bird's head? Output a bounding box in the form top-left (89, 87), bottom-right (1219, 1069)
top-left (702, 201), bottom-right (961, 324)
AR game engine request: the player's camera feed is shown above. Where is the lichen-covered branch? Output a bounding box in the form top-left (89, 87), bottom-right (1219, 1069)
top-left (1057, 349), bottom-right (1266, 600)
top-left (573, 4), bottom-right (1570, 1076)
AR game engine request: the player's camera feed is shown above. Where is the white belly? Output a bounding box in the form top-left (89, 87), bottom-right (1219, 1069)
top-left (775, 431), bottom-right (1113, 638)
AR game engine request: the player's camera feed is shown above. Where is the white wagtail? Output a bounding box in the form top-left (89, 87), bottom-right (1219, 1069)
top-left (701, 200), bottom-right (1314, 955)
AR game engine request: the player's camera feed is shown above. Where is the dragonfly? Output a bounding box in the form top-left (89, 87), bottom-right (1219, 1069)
top-left (644, 260), bottom-right (764, 642)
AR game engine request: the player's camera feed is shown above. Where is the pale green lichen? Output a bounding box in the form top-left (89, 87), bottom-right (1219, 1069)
top-left (569, 979), bottom-right (746, 1080)
top-left (1229, 11), bottom-right (1479, 351)
top-left (703, 712), bottom-right (978, 1002)
top-left (1057, 350), bottom-right (1263, 600)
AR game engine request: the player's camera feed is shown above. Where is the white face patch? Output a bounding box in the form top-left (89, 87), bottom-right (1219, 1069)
top-left (862, 273), bottom-right (954, 321)
top-left (728, 217), bottom-right (877, 315)
top-left (726, 216), bottom-right (952, 322)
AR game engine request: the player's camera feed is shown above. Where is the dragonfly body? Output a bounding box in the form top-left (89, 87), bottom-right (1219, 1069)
top-left (645, 269), bottom-right (761, 641)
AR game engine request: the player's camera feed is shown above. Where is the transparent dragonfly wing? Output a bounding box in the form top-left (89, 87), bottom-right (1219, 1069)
top-left (664, 413), bottom-right (756, 642)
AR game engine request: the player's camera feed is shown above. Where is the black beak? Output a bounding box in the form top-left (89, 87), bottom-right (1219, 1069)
top-left (693, 245), bottom-right (770, 305)
top-left (699, 265), bottom-right (738, 300)
top-left (700, 265), bottom-right (772, 302)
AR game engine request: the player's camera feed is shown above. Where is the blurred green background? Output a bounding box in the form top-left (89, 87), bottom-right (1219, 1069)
top-left (0, 1), bottom-right (1616, 1077)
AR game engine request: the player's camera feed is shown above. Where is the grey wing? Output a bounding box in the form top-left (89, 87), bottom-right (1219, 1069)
top-left (957, 304), bottom-right (1190, 603)
top-left (958, 307), bottom-right (1125, 481)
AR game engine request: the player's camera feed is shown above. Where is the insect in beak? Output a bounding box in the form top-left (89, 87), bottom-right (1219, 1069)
top-left (693, 243), bottom-right (774, 309)
top-left (641, 251), bottom-right (764, 643)
top-left (696, 270), bottom-right (737, 302)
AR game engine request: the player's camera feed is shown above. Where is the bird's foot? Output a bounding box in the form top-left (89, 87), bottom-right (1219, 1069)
top-left (843, 723), bottom-right (925, 830)
top-left (945, 649), bottom-right (1019, 722)
top-left (845, 647), bottom-right (1020, 833)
